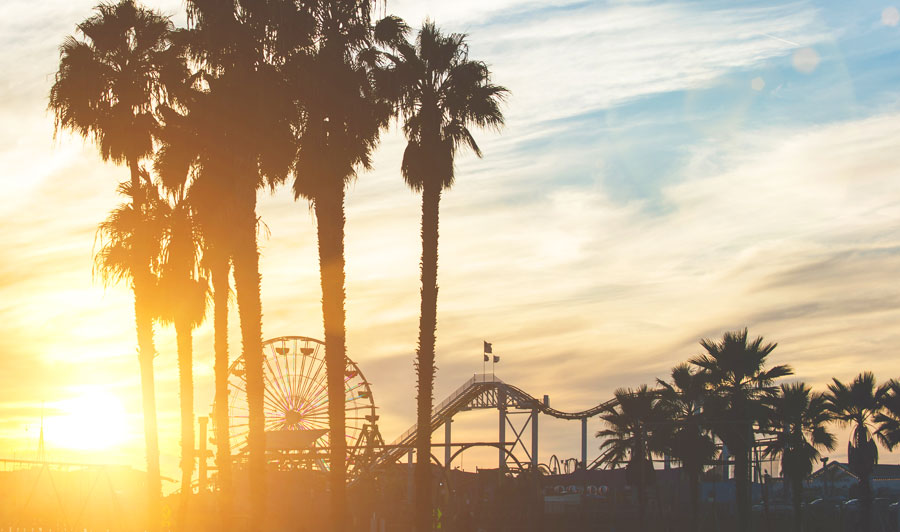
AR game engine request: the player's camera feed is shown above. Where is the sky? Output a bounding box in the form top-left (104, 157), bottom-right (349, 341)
top-left (1, 0), bottom-right (899, 484)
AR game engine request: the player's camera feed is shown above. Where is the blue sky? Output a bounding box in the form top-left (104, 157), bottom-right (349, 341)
top-left (0, 0), bottom-right (899, 481)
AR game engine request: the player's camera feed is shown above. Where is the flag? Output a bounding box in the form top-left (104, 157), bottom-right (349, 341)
top-left (493, 355), bottom-right (500, 363)
top-left (484, 341), bottom-right (492, 354)
top-left (483, 354), bottom-right (489, 362)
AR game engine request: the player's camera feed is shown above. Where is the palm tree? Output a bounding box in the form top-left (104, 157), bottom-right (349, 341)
top-left (290, 4), bottom-right (389, 529)
top-left (596, 386), bottom-right (666, 527)
top-left (596, 385), bottom-right (668, 529)
top-left (763, 383), bottom-right (836, 532)
top-left (155, 174), bottom-right (209, 528)
top-left (154, 71), bottom-right (238, 525)
top-left (373, 22), bottom-right (507, 530)
top-left (49, 3), bottom-right (178, 528)
top-left (181, 3), bottom-right (300, 526)
top-left (876, 379), bottom-right (900, 449)
top-left (657, 364), bottom-right (717, 532)
top-left (690, 328), bottom-right (793, 532)
top-left (825, 372), bottom-right (888, 532)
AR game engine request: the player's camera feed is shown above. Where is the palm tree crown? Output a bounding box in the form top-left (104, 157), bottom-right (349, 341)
top-left (765, 383), bottom-right (836, 480)
top-left (875, 380), bottom-right (900, 450)
top-left (377, 20), bottom-right (507, 193)
top-left (826, 372), bottom-right (887, 476)
top-left (49, 0), bottom-right (178, 164)
top-left (94, 179), bottom-right (166, 295)
top-left (597, 385), bottom-right (668, 474)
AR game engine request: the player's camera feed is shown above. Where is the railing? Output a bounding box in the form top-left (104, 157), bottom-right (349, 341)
top-left (389, 374), bottom-right (502, 446)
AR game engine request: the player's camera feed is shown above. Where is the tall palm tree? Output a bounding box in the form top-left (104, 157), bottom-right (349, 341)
top-left (373, 22), bottom-right (507, 530)
top-left (763, 383), bottom-right (835, 532)
top-left (596, 385), bottom-right (668, 530)
top-left (876, 379), bottom-right (900, 449)
top-left (182, 3), bottom-right (300, 527)
top-left (49, 3), bottom-right (178, 528)
top-left (825, 372), bottom-right (888, 532)
top-left (155, 71), bottom-right (238, 526)
top-left (690, 328), bottom-right (793, 532)
top-left (155, 168), bottom-right (209, 528)
top-left (290, 4), bottom-right (389, 529)
top-left (657, 364), bottom-right (716, 532)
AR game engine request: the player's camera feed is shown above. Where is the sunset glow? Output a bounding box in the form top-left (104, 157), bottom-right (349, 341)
top-left (2, 0), bottom-right (900, 529)
top-left (46, 390), bottom-right (132, 451)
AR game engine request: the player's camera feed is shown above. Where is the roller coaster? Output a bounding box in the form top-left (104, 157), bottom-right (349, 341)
top-left (367, 374), bottom-right (615, 476)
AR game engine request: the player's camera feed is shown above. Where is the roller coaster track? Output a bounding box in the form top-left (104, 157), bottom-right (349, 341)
top-left (370, 374), bottom-right (616, 470)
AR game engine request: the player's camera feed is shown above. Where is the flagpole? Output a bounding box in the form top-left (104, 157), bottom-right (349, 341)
top-left (482, 346), bottom-right (486, 380)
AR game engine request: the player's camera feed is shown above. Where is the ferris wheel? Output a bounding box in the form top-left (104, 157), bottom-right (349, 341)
top-left (227, 335), bottom-right (379, 471)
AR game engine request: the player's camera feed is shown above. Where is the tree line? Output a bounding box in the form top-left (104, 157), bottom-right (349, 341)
top-left (49, 1), bottom-right (506, 531)
top-left (596, 328), bottom-right (900, 532)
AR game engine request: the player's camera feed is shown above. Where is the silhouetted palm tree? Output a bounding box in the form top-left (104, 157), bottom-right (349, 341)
top-left (49, 3), bottom-right (179, 528)
top-left (763, 383), bottom-right (835, 532)
top-left (154, 71), bottom-right (238, 524)
top-left (290, 4), bottom-right (389, 529)
top-left (182, 3), bottom-right (300, 526)
top-left (373, 21), bottom-right (508, 531)
top-left (596, 385), bottom-right (667, 529)
top-left (155, 166), bottom-right (209, 528)
top-left (690, 328), bottom-right (793, 532)
top-left (657, 364), bottom-right (716, 532)
top-left (876, 379), bottom-right (900, 449)
top-left (825, 372), bottom-right (888, 532)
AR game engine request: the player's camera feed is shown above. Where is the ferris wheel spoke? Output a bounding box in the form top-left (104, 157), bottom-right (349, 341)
top-left (287, 342), bottom-right (299, 408)
top-left (344, 404), bottom-right (374, 412)
top-left (294, 342), bottom-right (310, 405)
top-left (273, 341), bottom-right (297, 410)
top-left (232, 379), bottom-right (291, 413)
top-left (263, 349), bottom-right (292, 411)
top-left (298, 351), bottom-right (327, 406)
top-left (295, 340), bottom-right (310, 404)
top-left (305, 380), bottom-right (332, 407)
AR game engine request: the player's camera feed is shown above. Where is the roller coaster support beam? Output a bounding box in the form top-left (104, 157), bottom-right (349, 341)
top-left (581, 418), bottom-right (587, 470)
top-left (499, 386), bottom-right (507, 471)
top-left (531, 409), bottom-right (539, 469)
top-left (445, 418), bottom-right (452, 470)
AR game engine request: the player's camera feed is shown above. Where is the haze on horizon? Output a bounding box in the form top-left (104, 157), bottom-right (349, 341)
top-left (1, 0), bottom-right (899, 483)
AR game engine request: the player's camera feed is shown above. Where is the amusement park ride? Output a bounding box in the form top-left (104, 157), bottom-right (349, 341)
top-left (222, 335), bottom-right (618, 482)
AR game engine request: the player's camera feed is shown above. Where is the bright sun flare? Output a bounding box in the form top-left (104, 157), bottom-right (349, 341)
top-left (46, 390), bottom-right (130, 451)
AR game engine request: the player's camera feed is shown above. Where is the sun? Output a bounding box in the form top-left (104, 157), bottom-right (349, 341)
top-left (46, 390), bottom-right (131, 451)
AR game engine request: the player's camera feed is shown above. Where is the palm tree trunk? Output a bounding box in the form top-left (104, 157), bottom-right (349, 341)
top-left (637, 481), bottom-right (647, 531)
top-left (860, 475), bottom-right (872, 532)
top-left (176, 318), bottom-right (195, 530)
top-left (734, 445), bottom-right (751, 532)
top-left (314, 183), bottom-right (348, 532)
top-left (129, 157), bottom-right (161, 532)
top-left (414, 182), bottom-right (441, 532)
top-left (212, 255), bottom-right (233, 529)
top-left (689, 468), bottom-right (700, 532)
top-left (791, 475), bottom-right (803, 532)
top-left (232, 191), bottom-right (266, 531)
top-left (134, 283), bottom-right (162, 532)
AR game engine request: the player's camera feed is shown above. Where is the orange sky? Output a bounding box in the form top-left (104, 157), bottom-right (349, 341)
top-left (2, 0), bottom-right (900, 484)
